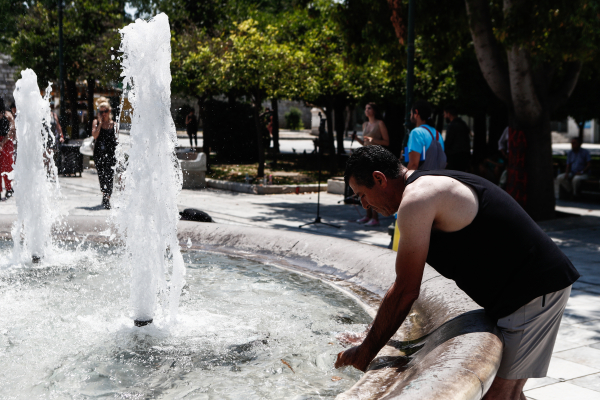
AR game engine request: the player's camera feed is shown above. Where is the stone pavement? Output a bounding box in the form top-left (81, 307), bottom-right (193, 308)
top-left (1, 172), bottom-right (600, 399)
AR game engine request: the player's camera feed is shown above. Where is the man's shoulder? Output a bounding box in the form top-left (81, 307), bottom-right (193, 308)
top-left (403, 173), bottom-right (453, 199)
top-left (410, 125), bottom-right (433, 136)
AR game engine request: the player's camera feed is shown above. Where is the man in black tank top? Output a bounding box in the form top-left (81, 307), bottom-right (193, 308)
top-left (335, 146), bottom-right (579, 400)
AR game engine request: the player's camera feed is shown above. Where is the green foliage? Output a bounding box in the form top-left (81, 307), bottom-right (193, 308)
top-left (284, 107), bottom-right (303, 130)
top-left (497, 0), bottom-right (600, 63)
top-left (10, 0), bottom-right (125, 88)
top-left (0, 0), bottom-right (27, 51)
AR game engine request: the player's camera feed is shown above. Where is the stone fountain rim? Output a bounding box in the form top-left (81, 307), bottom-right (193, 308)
top-left (0, 215), bottom-right (502, 399)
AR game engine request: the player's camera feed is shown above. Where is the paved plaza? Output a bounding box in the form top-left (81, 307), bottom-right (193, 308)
top-left (1, 163), bottom-right (600, 399)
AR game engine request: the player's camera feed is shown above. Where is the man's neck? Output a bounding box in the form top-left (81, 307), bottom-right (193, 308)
top-left (415, 119), bottom-right (427, 127)
top-left (393, 169), bottom-right (413, 202)
top-left (447, 115), bottom-right (455, 122)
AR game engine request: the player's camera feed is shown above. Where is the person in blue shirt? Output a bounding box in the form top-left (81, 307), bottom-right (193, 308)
top-left (406, 100), bottom-right (446, 171)
top-left (556, 137), bottom-right (592, 198)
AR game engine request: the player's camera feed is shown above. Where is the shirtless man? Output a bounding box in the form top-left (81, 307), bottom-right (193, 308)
top-left (335, 146), bottom-right (579, 400)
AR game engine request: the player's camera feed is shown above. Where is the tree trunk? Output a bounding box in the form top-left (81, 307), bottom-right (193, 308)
top-left (253, 91), bottom-right (265, 178)
top-left (197, 96), bottom-right (210, 173)
top-left (86, 76), bottom-right (95, 137)
top-left (578, 121), bottom-right (585, 143)
top-left (66, 79), bottom-right (79, 139)
top-left (334, 99), bottom-right (346, 155)
top-left (325, 103), bottom-right (335, 154)
top-left (465, 0), bottom-right (580, 221)
top-left (325, 103), bottom-right (337, 174)
top-left (271, 98), bottom-right (280, 154)
top-left (517, 112), bottom-right (555, 220)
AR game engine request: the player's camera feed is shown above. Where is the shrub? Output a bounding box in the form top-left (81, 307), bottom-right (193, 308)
top-left (285, 107), bottom-right (304, 131)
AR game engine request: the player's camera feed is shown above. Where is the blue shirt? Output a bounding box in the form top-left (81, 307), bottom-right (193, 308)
top-left (407, 125), bottom-right (445, 155)
top-left (567, 148), bottom-right (591, 174)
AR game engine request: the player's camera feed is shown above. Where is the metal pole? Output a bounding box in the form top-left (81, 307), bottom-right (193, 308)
top-left (402, 0), bottom-right (416, 153)
top-left (58, 0), bottom-right (65, 129)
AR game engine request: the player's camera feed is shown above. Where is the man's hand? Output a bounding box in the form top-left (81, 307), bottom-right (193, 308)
top-left (335, 345), bottom-right (372, 372)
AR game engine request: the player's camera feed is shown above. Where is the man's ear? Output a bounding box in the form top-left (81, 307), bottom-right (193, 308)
top-left (372, 171), bottom-right (387, 188)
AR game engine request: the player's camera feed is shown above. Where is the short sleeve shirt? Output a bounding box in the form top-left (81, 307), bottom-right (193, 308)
top-left (567, 148), bottom-right (591, 174)
top-left (407, 125), bottom-right (445, 155)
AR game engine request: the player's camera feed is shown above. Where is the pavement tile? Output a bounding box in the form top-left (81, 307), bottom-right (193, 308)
top-left (554, 346), bottom-right (600, 369)
top-left (546, 357), bottom-right (600, 380)
top-left (573, 320), bottom-right (600, 332)
top-left (523, 377), bottom-right (560, 391)
top-left (571, 373), bottom-right (600, 393)
top-left (554, 325), bottom-right (600, 350)
top-left (525, 382), bottom-right (600, 400)
top-left (562, 311), bottom-right (600, 325)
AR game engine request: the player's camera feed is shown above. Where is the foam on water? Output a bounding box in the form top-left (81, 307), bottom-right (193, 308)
top-left (10, 69), bottom-right (61, 264)
top-left (115, 13), bottom-right (185, 324)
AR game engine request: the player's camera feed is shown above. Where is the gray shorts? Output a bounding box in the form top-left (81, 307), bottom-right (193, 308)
top-left (496, 285), bottom-right (571, 380)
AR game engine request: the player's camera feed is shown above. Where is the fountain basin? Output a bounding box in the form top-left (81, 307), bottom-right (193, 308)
top-left (0, 215), bottom-right (502, 399)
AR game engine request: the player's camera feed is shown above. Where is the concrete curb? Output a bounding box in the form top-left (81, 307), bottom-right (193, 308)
top-left (206, 178), bottom-right (326, 194)
top-left (0, 216), bottom-right (502, 399)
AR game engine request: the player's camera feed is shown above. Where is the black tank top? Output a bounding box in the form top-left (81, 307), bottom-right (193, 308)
top-left (0, 113), bottom-right (9, 137)
top-left (406, 170), bottom-right (579, 319)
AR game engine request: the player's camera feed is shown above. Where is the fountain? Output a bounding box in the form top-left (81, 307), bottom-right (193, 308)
top-left (114, 13), bottom-right (185, 327)
top-left (0, 12), bottom-right (503, 399)
top-left (11, 69), bottom-right (61, 264)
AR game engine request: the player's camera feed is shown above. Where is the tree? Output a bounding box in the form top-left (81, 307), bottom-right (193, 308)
top-left (11, 0), bottom-right (124, 136)
top-left (464, 0), bottom-right (600, 219)
top-left (0, 0), bottom-right (27, 52)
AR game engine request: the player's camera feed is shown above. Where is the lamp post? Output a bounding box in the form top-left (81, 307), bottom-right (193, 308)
top-left (58, 0), bottom-right (65, 131)
top-left (402, 0), bottom-right (415, 153)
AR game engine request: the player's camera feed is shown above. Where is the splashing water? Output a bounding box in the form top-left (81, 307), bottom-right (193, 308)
top-left (11, 69), bottom-right (61, 264)
top-left (115, 13), bottom-right (185, 325)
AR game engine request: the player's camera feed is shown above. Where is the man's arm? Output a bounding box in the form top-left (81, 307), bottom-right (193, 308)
top-left (578, 161), bottom-right (591, 175)
top-left (335, 193), bottom-right (435, 371)
top-left (407, 151), bottom-right (421, 170)
top-left (565, 154), bottom-right (572, 176)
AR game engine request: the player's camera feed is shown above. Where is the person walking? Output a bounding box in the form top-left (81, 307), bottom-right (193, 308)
top-left (443, 104), bottom-right (471, 171)
top-left (338, 146), bottom-right (579, 400)
top-left (352, 103), bottom-right (389, 227)
top-left (0, 98), bottom-right (15, 200)
top-left (185, 109), bottom-right (198, 148)
top-left (91, 99), bottom-right (118, 209)
top-left (405, 100), bottom-right (446, 171)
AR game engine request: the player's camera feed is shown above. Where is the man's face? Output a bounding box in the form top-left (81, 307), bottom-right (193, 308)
top-left (410, 109), bottom-right (417, 124)
top-left (349, 175), bottom-right (397, 217)
top-left (443, 111), bottom-right (451, 123)
top-left (571, 140), bottom-right (581, 151)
